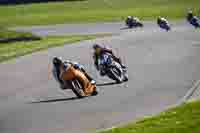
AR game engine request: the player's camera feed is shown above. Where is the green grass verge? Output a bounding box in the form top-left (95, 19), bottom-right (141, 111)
top-left (0, 28), bottom-right (38, 39)
top-left (0, 34), bottom-right (110, 62)
top-left (0, 0), bottom-right (200, 27)
top-left (100, 100), bottom-right (200, 133)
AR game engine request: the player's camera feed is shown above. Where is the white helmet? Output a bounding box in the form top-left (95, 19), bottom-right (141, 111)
top-left (127, 16), bottom-right (132, 19)
top-left (188, 10), bottom-right (193, 14)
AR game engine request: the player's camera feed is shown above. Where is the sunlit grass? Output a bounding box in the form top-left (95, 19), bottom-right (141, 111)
top-left (0, 0), bottom-right (200, 27)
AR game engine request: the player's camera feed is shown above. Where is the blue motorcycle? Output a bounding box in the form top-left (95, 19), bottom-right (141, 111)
top-left (126, 18), bottom-right (143, 28)
top-left (99, 53), bottom-right (128, 83)
top-left (189, 17), bottom-right (200, 28)
top-left (158, 22), bottom-right (171, 31)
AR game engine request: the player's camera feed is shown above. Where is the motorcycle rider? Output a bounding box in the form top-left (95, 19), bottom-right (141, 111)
top-left (157, 16), bottom-right (169, 25)
top-left (126, 16), bottom-right (133, 26)
top-left (187, 10), bottom-right (194, 22)
top-left (52, 57), bottom-right (95, 90)
top-left (133, 17), bottom-right (140, 24)
top-left (157, 16), bottom-right (171, 31)
top-left (186, 10), bottom-right (200, 27)
top-left (92, 44), bottom-right (126, 71)
top-left (126, 16), bottom-right (140, 26)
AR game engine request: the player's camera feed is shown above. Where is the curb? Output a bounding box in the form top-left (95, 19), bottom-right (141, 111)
top-left (97, 81), bottom-right (200, 132)
top-left (178, 80), bottom-right (200, 104)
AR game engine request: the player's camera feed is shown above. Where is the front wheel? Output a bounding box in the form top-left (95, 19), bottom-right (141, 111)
top-left (91, 90), bottom-right (98, 96)
top-left (123, 70), bottom-right (129, 82)
top-left (137, 23), bottom-right (143, 27)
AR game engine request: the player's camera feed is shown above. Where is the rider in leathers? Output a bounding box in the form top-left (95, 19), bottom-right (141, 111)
top-left (186, 10), bottom-right (200, 26)
top-left (126, 16), bottom-right (140, 27)
top-left (52, 57), bottom-right (95, 90)
top-left (92, 44), bottom-right (126, 72)
top-left (157, 16), bottom-right (169, 25)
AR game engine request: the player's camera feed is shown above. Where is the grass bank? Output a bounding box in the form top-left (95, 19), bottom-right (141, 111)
top-left (0, 33), bottom-right (110, 62)
top-left (0, 28), bottom-right (39, 40)
top-left (100, 100), bottom-right (200, 133)
top-left (0, 0), bottom-right (200, 27)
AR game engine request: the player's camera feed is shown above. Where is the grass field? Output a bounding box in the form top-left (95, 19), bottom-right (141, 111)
top-left (0, 28), bottom-right (38, 39)
top-left (0, 0), bottom-right (200, 27)
top-left (0, 34), bottom-right (108, 62)
top-left (100, 100), bottom-right (200, 133)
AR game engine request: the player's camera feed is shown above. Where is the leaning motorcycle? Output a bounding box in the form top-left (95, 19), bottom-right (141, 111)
top-left (159, 22), bottom-right (171, 31)
top-left (126, 19), bottom-right (143, 28)
top-left (189, 17), bottom-right (200, 28)
top-left (99, 53), bottom-right (128, 83)
top-left (52, 63), bottom-right (98, 98)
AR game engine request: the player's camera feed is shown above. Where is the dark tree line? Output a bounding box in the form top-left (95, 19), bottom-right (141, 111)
top-left (0, 0), bottom-right (85, 5)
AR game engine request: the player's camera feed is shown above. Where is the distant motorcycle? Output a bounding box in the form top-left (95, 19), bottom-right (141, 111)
top-left (126, 18), bottom-right (143, 28)
top-left (99, 53), bottom-right (128, 83)
top-left (189, 17), bottom-right (200, 28)
top-left (158, 21), bottom-right (171, 31)
top-left (52, 62), bottom-right (97, 98)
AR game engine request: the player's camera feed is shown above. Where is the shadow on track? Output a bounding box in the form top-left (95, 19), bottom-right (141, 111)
top-left (120, 26), bottom-right (143, 30)
top-left (120, 27), bottom-right (130, 30)
top-left (29, 97), bottom-right (80, 104)
top-left (96, 82), bottom-right (118, 86)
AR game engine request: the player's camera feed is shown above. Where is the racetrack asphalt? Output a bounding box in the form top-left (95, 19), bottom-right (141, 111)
top-left (1, 21), bottom-right (200, 133)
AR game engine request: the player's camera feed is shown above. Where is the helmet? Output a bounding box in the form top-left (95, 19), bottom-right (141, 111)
top-left (188, 10), bottom-right (193, 14)
top-left (127, 16), bottom-right (132, 19)
top-left (158, 16), bottom-right (161, 20)
top-left (53, 57), bottom-right (63, 67)
top-left (187, 10), bottom-right (193, 17)
top-left (93, 44), bottom-right (101, 50)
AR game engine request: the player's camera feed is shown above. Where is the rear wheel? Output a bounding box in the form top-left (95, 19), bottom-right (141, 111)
top-left (71, 80), bottom-right (85, 98)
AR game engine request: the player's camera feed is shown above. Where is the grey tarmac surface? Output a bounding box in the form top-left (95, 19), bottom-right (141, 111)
top-left (13, 22), bottom-right (126, 36)
top-left (13, 21), bottom-right (187, 36)
top-left (1, 22), bottom-right (200, 133)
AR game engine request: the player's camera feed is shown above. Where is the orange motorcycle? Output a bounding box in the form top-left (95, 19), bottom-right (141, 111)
top-left (53, 62), bottom-right (98, 98)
